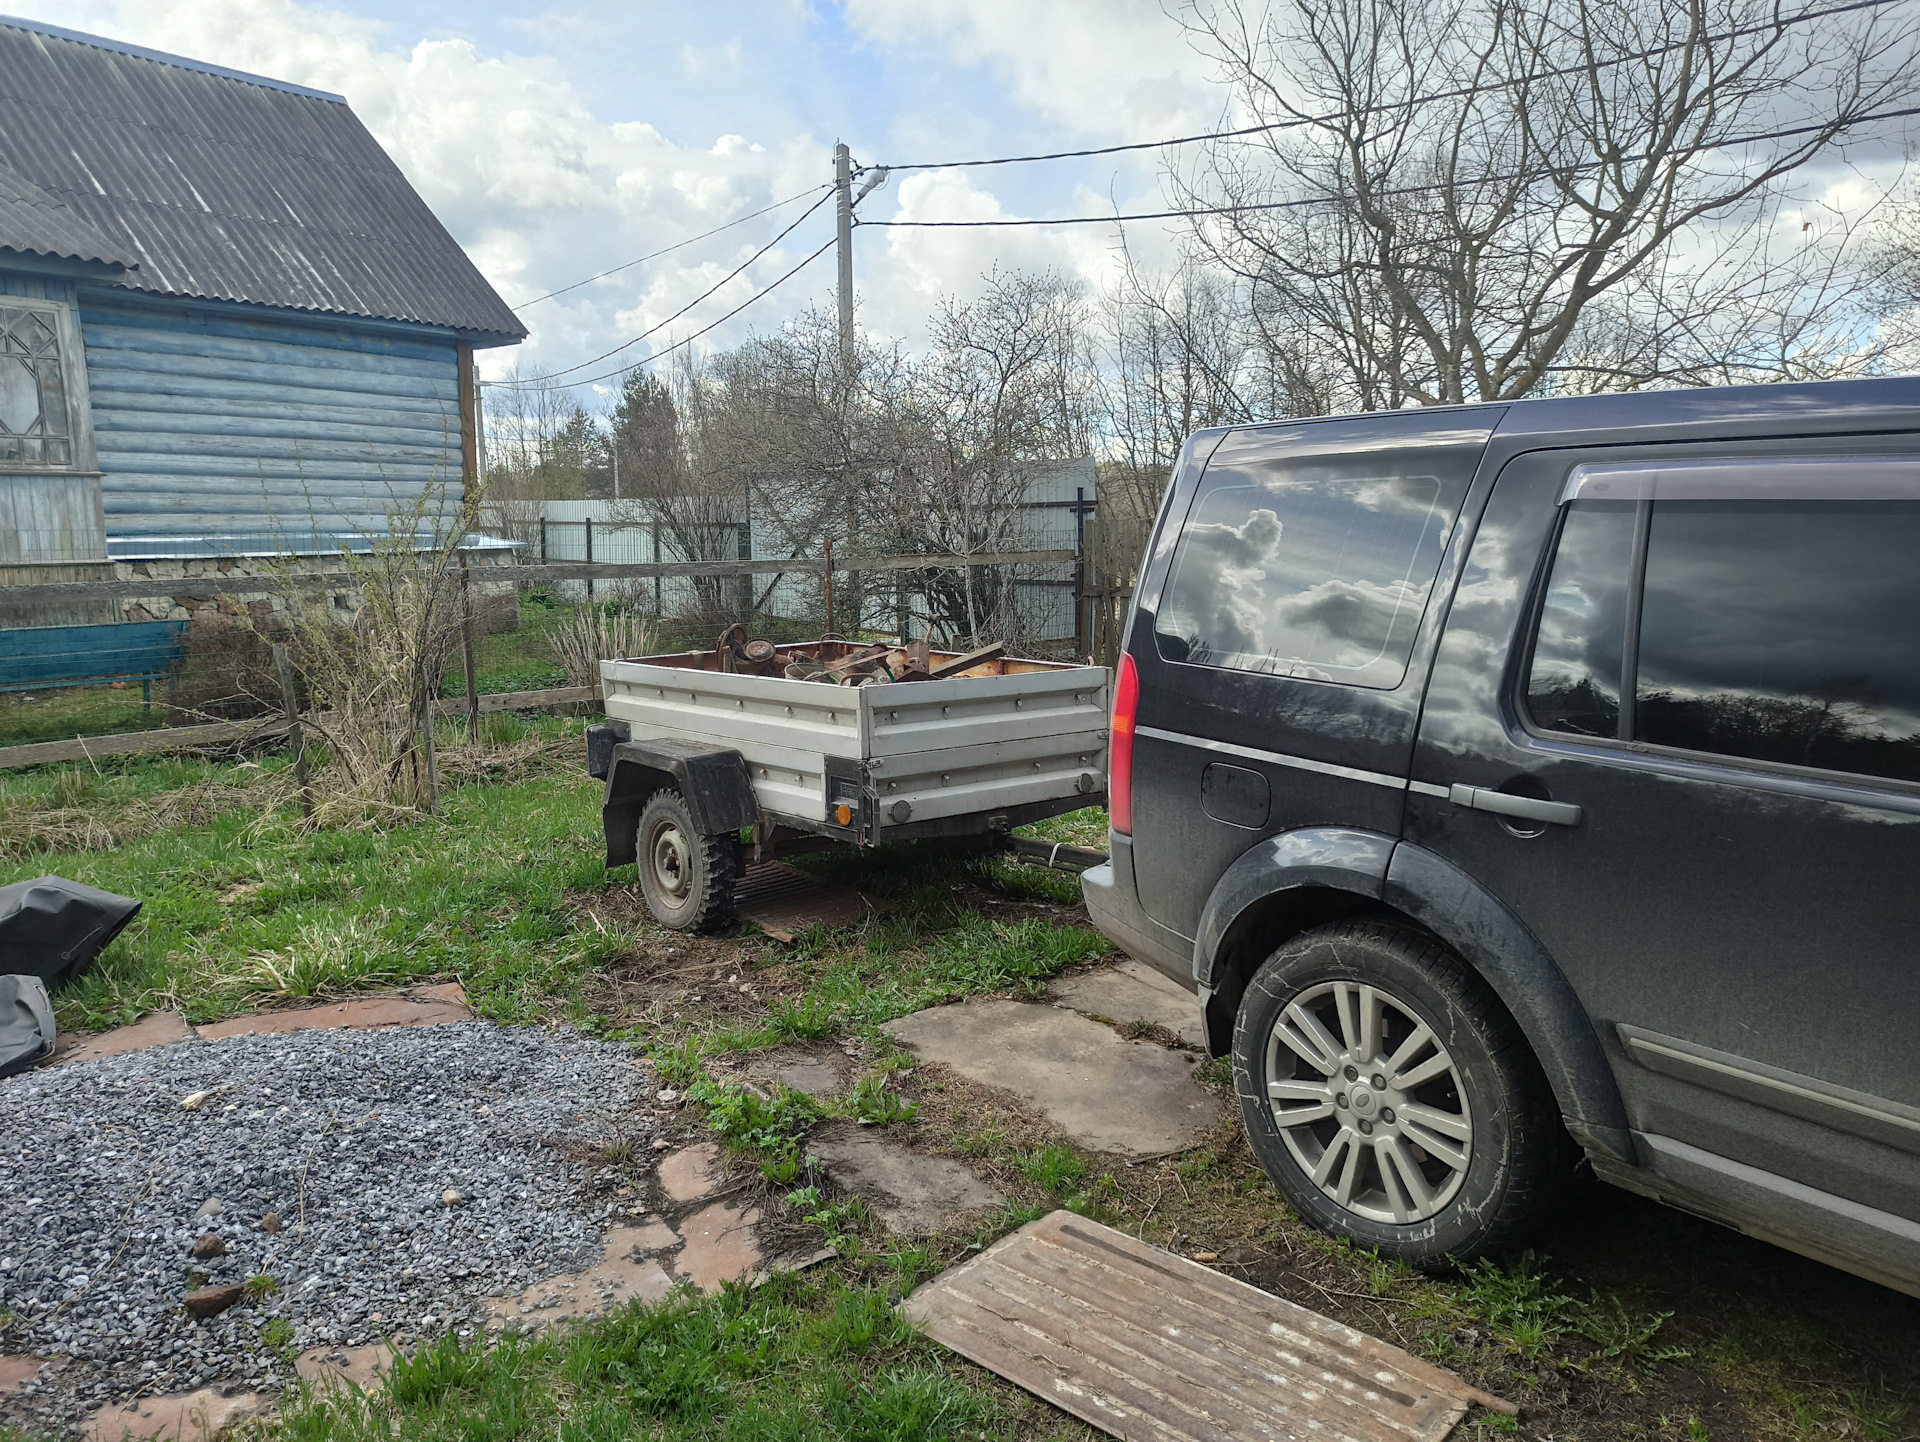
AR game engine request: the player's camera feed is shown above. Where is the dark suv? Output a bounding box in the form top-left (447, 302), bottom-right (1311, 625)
top-left (1082, 379), bottom-right (1920, 1295)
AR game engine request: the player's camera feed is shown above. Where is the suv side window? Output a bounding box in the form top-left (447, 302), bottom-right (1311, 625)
top-left (1154, 447), bottom-right (1478, 689)
top-left (1523, 462), bottom-right (1920, 786)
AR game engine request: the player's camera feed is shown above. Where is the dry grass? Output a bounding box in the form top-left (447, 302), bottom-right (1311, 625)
top-left (548, 603), bottom-right (653, 689)
top-left (0, 765), bottom-right (285, 860)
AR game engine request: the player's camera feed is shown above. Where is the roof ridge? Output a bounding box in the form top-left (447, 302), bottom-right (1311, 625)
top-left (0, 13), bottom-right (347, 104)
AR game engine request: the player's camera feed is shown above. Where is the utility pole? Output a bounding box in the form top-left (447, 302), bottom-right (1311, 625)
top-left (834, 140), bottom-right (855, 376)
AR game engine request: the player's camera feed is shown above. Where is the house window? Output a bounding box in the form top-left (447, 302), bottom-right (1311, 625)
top-left (0, 300), bottom-right (75, 466)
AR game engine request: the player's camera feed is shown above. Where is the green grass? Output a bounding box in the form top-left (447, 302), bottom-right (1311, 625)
top-left (1015, 1144), bottom-right (1085, 1195)
top-left (642, 904), bottom-right (1111, 1131)
top-left (271, 1272), bottom-right (1007, 1442)
top-left (0, 684), bottom-right (172, 748)
top-left (1016, 807), bottom-right (1109, 850)
top-left (0, 717), bottom-right (620, 1031)
top-left (440, 593), bottom-right (572, 696)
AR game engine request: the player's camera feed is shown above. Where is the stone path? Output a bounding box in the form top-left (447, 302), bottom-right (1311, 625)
top-left (26, 963), bottom-right (1224, 1439)
top-left (80, 1387), bottom-right (261, 1442)
top-left (808, 1125), bottom-right (1006, 1235)
top-left (885, 995), bottom-right (1222, 1156)
top-left (47, 983), bottom-right (473, 1067)
top-left (1051, 958), bottom-right (1205, 1047)
top-left (744, 1045), bottom-right (850, 1099)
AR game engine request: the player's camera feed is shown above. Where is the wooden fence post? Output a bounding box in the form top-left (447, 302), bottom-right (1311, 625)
top-left (824, 536), bottom-right (835, 634)
top-left (271, 641), bottom-right (312, 819)
top-left (460, 554), bottom-right (480, 744)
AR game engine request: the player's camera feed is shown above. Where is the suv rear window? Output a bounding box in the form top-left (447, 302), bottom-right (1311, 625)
top-left (1526, 483), bottom-right (1920, 785)
top-left (1155, 449), bottom-right (1478, 688)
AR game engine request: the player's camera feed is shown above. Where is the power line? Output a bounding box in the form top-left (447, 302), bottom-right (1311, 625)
top-left (555, 236), bottom-right (838, 389)
top-left (512, 185), bottom-right (830, 311)
top-left (535, 190), bottom-right (835, 381)
top-left (872, 0), bottom-right (1903, 174)
top-left (859, 102), bottom-right (1920, 229)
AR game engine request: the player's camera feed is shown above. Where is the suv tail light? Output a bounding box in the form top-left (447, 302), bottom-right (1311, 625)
top-left (1109, 651), bottom-right (1140, 835)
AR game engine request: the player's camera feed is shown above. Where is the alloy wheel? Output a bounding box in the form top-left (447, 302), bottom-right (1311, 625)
top-left (1264, 980), bottom-right (1473, 1225)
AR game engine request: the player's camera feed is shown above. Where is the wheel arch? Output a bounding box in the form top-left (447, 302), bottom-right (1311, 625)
top-left (1194, 827), bottom-right (1397, 1064)
top-left (603, 739), bottom-right (759, 869)
top-left (1382, 841), bottom-right (1632, 1161)
top-left (1193, 828), bottom-right (1634, 1163)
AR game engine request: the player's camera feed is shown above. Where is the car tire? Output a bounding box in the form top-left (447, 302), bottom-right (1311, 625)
top-left (1232, 918), bottom-right (1560, 1266)
top-left (635, 788), bottom-right (736, 932)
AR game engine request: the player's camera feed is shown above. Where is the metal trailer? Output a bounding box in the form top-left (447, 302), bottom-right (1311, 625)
top-left (585, 641), bottom-right (1110, 930)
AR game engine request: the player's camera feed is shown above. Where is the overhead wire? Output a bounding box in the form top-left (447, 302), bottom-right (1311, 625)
top-left (501, 0), bottom-right (1911, 386)
top-left (555, 236), bottom-right (838, 389)
top-left (869, 0), bottom-right (1905, 174)
top-left (859, 102), bottom-right (1920, 228)
top-left (532, 189), bottom-right (836, 381)
top-left (511, 184), bottom-right (830, 310)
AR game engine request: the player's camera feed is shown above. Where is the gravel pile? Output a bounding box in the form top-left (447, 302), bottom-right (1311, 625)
top-left (0, 1021), bottom-right (652, 1430)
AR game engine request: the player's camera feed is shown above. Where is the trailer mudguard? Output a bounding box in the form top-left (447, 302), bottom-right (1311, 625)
top-left (603, 739), bottom-right (760, 869)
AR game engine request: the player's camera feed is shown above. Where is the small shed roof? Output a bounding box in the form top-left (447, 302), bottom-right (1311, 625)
top-left (0, 15), bottom-right (526, 343)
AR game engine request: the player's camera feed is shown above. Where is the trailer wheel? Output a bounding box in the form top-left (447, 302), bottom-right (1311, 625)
top-left (636, 788), bottom-right (737, 932)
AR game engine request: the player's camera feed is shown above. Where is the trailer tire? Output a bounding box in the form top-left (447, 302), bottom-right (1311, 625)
top-left (635, 789), bottom-right (736, 932)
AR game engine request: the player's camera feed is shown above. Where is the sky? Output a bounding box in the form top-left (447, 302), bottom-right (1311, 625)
top-left (6, 0), bottom-right (1234, 395)
top-left (6, 0), bottom-right (1912, 404)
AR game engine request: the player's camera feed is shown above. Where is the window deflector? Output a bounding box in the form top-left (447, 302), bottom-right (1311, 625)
top-left (1561, 457), bottom-right (1920, 505)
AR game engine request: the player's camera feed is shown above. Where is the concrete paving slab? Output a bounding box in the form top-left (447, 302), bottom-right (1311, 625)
top-left (196, 987), bottom-right (470, 1041)
top-left (885, 1000), bottom-right (1221, 1156)
top-left (744, 1045), bottom-right (850, 1099)
top-left (80, 1387), bottom-right (260, 1441)
top-left (674, 1199), bottom-right (762, 1291)
top-left (808, 1124), bottom-right (1005, 1235)
top-left (656, 1142), bottom-right (721, 1205)
top-left (1052, 959), bottom-right (1204, 1047)
top-left (51, 1011), bottom-right (193, 1067)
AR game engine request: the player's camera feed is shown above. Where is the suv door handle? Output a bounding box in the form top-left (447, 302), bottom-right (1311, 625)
top-left (1448, 783), bottom-right (1582, 827)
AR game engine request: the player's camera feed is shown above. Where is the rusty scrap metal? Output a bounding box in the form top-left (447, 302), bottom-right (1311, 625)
top-left (709, 629), bottom-right (1015, 686)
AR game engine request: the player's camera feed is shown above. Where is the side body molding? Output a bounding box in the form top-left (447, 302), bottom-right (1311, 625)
top-left (1383, 842), bottom-right (1633, 1161)
top-left (603, 739), bottom-right (759, 869)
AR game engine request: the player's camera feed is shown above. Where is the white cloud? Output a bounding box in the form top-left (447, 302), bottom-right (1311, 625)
top-left (11, 0), bottom-right (1209, 383)
top-left (869, 169), bottom-right (1131, 324)
top-left (842, 0), bottom-right (1221, 142)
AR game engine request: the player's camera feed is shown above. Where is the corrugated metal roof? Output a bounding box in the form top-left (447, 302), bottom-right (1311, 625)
top-left (0, 159), bottom-right (141, 268)
top-left (0, 15), bottom-right (526, 342)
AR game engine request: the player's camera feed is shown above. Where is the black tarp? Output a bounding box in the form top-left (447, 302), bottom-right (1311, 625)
top-left (0, 973), bottom-right (55, 1076)
top-left (0, 876), bottom-right (141, 990)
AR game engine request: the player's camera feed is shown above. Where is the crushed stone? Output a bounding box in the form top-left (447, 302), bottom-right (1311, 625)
top-left (0, 1021), bottom-right (651, 1434)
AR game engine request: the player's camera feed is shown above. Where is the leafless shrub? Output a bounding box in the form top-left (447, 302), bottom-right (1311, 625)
top-left (265, 488), bottom-right (467, 828)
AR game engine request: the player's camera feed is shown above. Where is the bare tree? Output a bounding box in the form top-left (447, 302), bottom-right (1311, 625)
top-left (1173, 0), bottom-right (1917, 408)
top-left (478, 363), bottom-right (578, 545)
top-left (902, 268), bottom-right (1096, 644)
top-left (1094, 253), bottom-right (1266, 518)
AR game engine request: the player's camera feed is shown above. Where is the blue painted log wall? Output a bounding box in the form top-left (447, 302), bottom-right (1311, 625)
top-left (76, 290), bottom-right (465, 543)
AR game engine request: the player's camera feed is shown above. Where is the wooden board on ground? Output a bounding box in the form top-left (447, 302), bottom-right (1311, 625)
top-left (735, 860), bottom-right (882, 942)
top-left (0, 686), bottom-right (600, 770)
top-left (899, 1210), bottom-right (1513, 1442)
